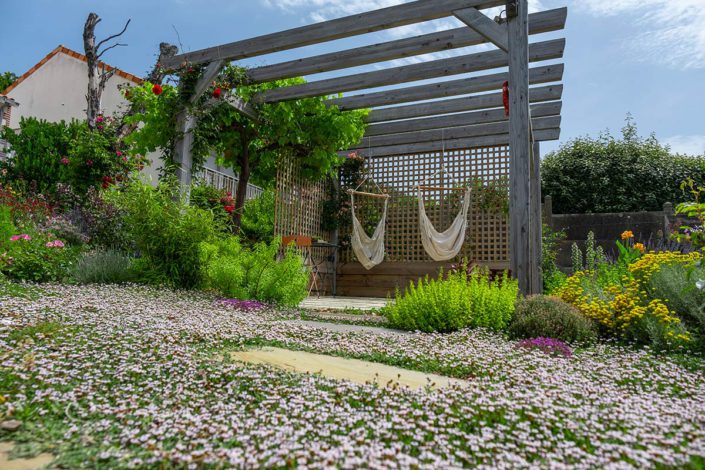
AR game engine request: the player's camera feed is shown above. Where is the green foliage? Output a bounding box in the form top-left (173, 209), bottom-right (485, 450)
top-left (0, 117), bottom-right (135, 195)
top-left (649, 263), bottom-right (705, 345)
top-left (673, 178), bottom-right (705, 249)
top-left (200, 237), bottom-right (308, 306)
top-left (189, 183), bottom-right (233, 231)
top-left (508, 295), bottom-right (597, 343)
top-left (79, 187), bottom-right (130, 250)
top-left (124, 67), bottom-right (368, 194)
top-left (0, 71), bottom-right (17, 92)
top-left (0, 231), bottom-right (79, 282)
top-left (71, 249), bottom-right (136, 284)
top-left (542, 116), bottom-right (705, 214)
top-left (542, 224), bottom-right (566, 293)
top-left (0, 205), bottom-right (16, 244)
top-left (107, 179), bottom-right (222, 288)
top-left (122, 82), bottom-right (182, 169)
top-left (240, 189), bottom-right (275, 245)
top-left (383, 267), bottom-right (518, 333)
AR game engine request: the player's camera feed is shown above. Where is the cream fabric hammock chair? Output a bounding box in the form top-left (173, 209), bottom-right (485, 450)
top-left (417, 147), bottom-right (472, 261)
top-left (347, 177), bottom-right (390, 270)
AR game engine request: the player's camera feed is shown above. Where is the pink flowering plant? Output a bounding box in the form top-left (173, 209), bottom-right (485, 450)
top-left (1, 228), bottom-right (77, 282)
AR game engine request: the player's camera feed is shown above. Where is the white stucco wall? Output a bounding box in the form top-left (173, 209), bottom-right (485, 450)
top-left (7, 52), bottom-right (135, 126)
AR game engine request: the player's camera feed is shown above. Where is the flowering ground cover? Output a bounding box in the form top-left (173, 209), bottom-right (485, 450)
top-left (2, 285), bottom-right (705, 468)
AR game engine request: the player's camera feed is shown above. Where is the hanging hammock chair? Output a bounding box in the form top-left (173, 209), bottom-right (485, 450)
top-left (348, 179), bottom-right (390, 270)
top-left (416, 132), bottom-right (472, 262)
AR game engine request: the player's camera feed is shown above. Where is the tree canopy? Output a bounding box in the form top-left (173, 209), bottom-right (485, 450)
top-left (0, 71), bottom-right (18, 93)
top-left (122, 64), bottom-right (368, 227)
top-left (541, 117), bottom-right (705, 214)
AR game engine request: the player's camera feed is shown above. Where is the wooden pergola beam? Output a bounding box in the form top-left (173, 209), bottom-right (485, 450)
top-left (162, 0), bottom-right (505, 68)
top-left (365, 100), bottom-right (562, 137)
top-left (247, 8), bottom-right (566, 83)
top-left (353, 116), bottom-right (560, 149)
top-left (366, 83), bottom-right (562, 123)
top-left (327, 64), bottom-right (563, 110)
top-left (342, 128), bottom-right (560, 158)
top-left (253, 39), bottom-right (564, 103)
top-left (453, 7), bottom-right (508, 52)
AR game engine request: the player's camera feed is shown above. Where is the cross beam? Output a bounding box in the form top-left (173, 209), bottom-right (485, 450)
top-left (163, 0), bottom-right (505, 68)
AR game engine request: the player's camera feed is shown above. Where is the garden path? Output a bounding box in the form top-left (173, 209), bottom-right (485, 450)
top-left (230, 347), bottom-right (464, 390)
top-left (0, 442), bottom-right (53, 470)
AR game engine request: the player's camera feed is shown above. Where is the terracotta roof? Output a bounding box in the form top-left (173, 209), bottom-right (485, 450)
top-left (1, 45), bottom-right (144, 95)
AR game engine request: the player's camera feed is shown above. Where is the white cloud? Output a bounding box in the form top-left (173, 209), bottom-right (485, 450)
top-left (663, 135), bottom-right (705, 156)
top-left (578, 0), bottom-right (705, 69)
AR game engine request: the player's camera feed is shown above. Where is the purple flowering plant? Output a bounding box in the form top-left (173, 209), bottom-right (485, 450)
top-left (220, 298), bottom-right (269, 312)
top-left (516, 337), bottom-right (573, 358)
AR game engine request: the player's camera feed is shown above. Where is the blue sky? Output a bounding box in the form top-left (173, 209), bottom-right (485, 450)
top-left (1, 0), bottom-right (704, 156)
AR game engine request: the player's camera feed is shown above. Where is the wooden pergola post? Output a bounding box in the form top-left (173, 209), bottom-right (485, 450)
top-left (508, 0), bottom-right (538, 295)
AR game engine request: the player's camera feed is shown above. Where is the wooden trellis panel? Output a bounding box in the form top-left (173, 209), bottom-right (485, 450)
top-left (340, 146), bottom-right (509, 267)
top-left (274, 158), bottom-right (329, 241)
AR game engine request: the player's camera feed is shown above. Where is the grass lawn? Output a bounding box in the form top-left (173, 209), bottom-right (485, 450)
top-left (2, 284), bottom-right (705, 468)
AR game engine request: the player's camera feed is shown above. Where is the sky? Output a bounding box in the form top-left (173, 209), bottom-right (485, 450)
top-left (1, 0), bottom-right (704, 156)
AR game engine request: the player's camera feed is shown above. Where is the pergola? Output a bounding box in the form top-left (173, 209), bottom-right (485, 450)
top-left (161, 0), bottom-right (566, 295)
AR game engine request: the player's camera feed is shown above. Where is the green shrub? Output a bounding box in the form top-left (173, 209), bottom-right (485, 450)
top-left (649, 263), bottom-right (705, 344)
top-left (190, 183), bottom-right (232, 230)
top-left (240, 189), bottom-right (275, 245)
top-left (508, 295), bottom-right (597, 343)
top-left (542, 117), bottom-right (705, 214)
top-left (200, 237), bottom-right (308, 307)
top-left (80, 187), bottom-right (130, 251)
top-left (108, 179), bottom-right (222, 288)
top-left (0, 118), bottom-right (136, 195)
top-left (71, 249), bottom-right (135, 284)
top-left (542, 224), bottom-right (566, 293)
top-left (0, 205), bottom-right (16, 244)
top-left (383, 267), bottom-right (518, 333)
top-left (0, 231), bottom-right (78, 282)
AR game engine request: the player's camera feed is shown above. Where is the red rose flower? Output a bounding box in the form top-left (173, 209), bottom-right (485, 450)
top-left (224, 205), bottom-right (235, 213)
top-left (213, 87), bottom-right (222, 99)
top-left (152, 84), bottom-right (163, 96)
top-left (86, 159), bottom-right (94, 167)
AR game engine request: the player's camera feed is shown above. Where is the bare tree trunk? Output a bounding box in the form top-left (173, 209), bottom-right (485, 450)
top-left (82, 12), bottom-right (130, 131)
top-left (83, 13), bottom-right (102, 131)
top-left (232, 130), bottom-right (251, 232)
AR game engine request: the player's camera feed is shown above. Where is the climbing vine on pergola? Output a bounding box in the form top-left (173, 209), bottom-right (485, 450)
top-left (158, 0), bottom-right (567, 294)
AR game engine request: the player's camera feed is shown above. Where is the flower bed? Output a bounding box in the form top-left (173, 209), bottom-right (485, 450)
top-left (2, 284), bottom-right (705, 468)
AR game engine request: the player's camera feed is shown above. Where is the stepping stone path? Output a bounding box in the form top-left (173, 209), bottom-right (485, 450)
top-left (0, 442), bottom-right (53, 470)
top-left (231, 347), bottom-right (466, 390)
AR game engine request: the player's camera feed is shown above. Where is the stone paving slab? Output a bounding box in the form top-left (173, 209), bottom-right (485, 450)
top-left (299, 296), bottom-right (389, 311)
top-left (231, 347), bottom-right (465, 390)
top-left (283, 319), bottom-right (408, 336)
top-left (0, 442), bottom-right (54, 470)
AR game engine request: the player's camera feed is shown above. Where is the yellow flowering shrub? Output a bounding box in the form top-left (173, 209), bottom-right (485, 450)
top-left (555, 250), bottom-right (699, 347)
top-left (629, 251), bottom-right (701, 282)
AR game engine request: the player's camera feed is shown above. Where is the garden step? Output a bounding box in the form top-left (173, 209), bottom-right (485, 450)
top-left (299, 296), bottom-right (388, 311)
top-left (0, 442), bottom-right (54, 470)
top-left (231, 347), bottom-right (464, 390)
top-left (283, 319), bottom-right (406, 335)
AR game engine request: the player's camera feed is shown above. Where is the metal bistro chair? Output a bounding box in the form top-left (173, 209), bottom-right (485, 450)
top-left (281, 235), bottom-right (338, 298)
